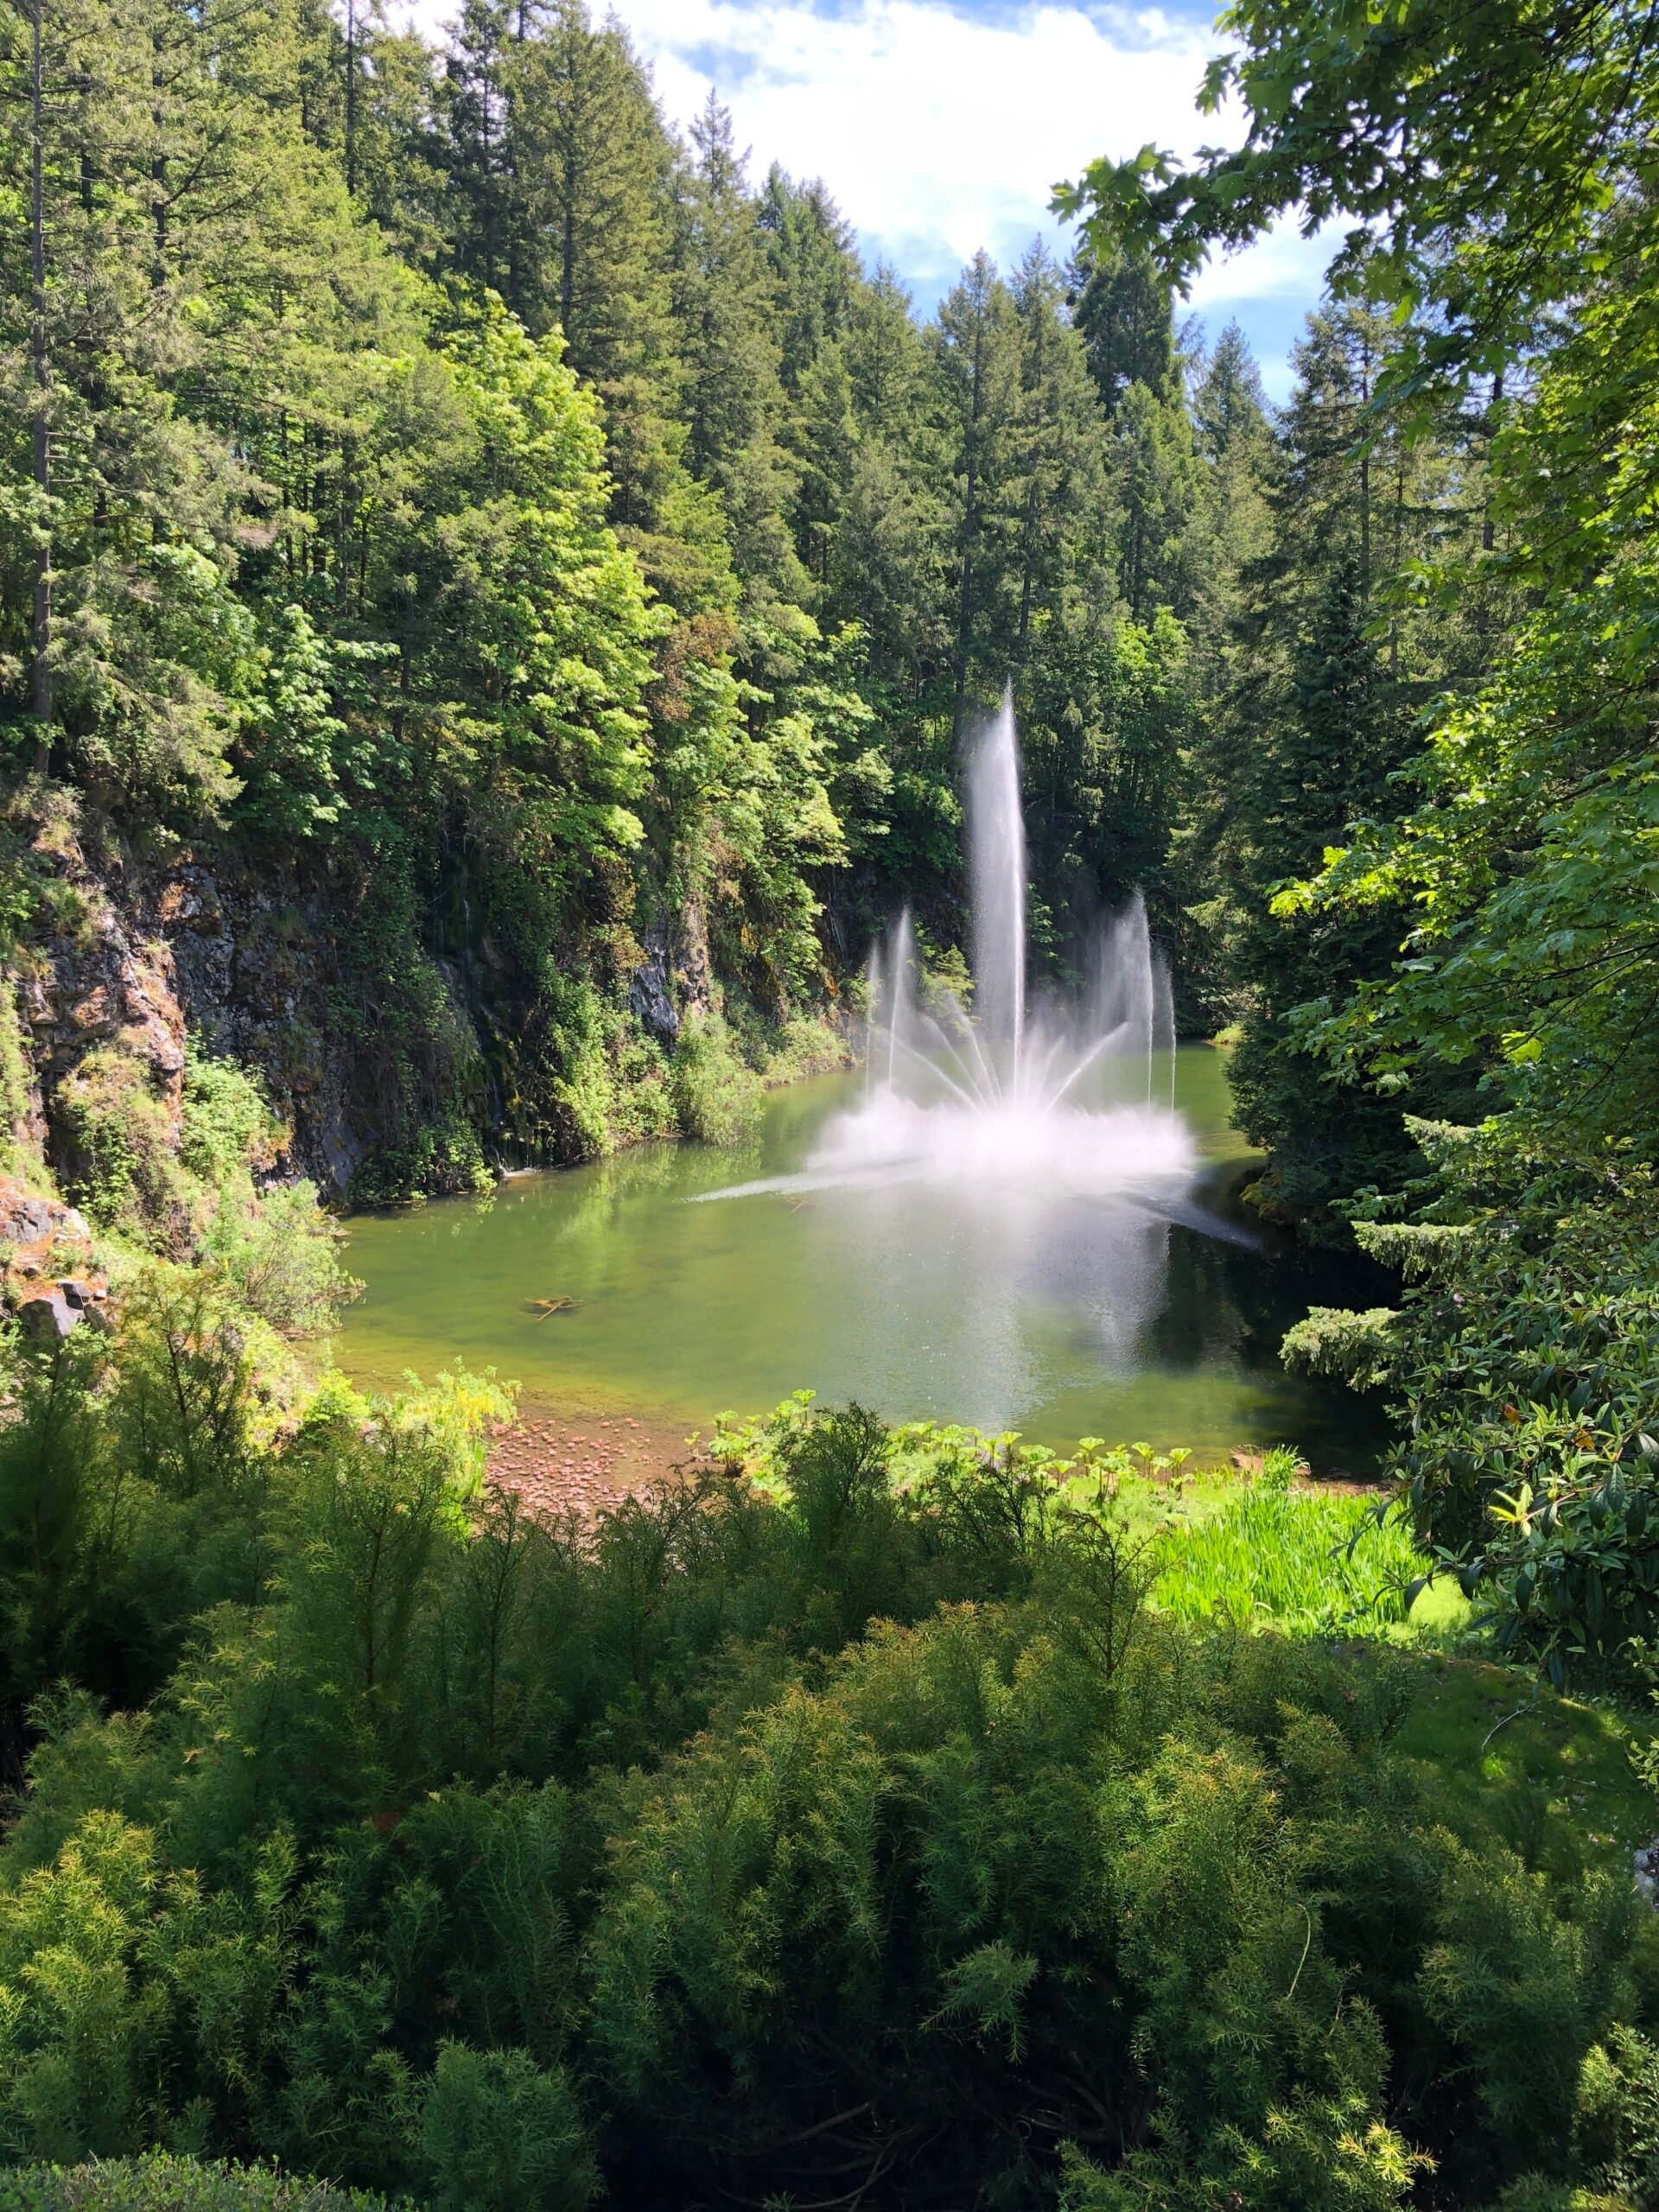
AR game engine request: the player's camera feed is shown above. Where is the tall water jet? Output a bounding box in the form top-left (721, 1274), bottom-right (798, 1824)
top-left (966, 685), bottom-right (1027, 1089)
top-left (1153, 950), bottom-right (1177, 1112)
top-left (690, 691), bottom-right (1239, 1426)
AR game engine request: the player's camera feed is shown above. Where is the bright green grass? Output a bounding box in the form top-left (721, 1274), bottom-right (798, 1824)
top-left (1150, 1477), bottom-right (1430, 1634)
top-left (731, 1401), bottom-right (1466, 1644)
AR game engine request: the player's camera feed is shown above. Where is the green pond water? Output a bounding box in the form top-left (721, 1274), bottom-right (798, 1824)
top-left (338, 1046), bottom-right (1385, 1470)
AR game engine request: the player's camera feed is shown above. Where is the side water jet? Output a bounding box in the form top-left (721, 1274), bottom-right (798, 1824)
top-left (699, 689), bottom-right (1199, 1207)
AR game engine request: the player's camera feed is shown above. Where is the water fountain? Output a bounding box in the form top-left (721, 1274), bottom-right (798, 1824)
top-left (704, 686), bottom-right (1198, 1207)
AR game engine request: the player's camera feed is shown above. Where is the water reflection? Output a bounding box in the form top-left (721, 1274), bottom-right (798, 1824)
top-left (339, 1056), bottom-right (1387, 1471)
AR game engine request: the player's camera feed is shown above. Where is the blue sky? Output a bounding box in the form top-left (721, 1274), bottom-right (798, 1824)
top-left (404, 0), bottom-right (1332, 401)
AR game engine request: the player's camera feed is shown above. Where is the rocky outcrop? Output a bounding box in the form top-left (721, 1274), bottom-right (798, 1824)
top-left (14, 832), bottom-right (188, 1185)
top-left (0, 1173), bottom-right (109, 1337)
top-left (629, 943), bottom-right (680, 1045)
top-left (161, 861), bottom-right (366, 1192)
top-left (0, 1180), bottom-right (89, 1249)
top-left (3, 791), bottom-right (733, 1211)
top-left (8, 804), bottom-right (395, 1200)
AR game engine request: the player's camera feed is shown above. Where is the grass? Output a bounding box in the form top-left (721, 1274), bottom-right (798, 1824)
top-left (1395, 1652), bottom-right (1658, 1872)
top-left (721, 1400), bottom-right (1463, 1643)
top-left (1149, 1475), bottom-right (1427, 1635)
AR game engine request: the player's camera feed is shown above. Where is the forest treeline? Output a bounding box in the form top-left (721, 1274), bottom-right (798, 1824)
top-left (0, 0), bottom-right (1497, 1210)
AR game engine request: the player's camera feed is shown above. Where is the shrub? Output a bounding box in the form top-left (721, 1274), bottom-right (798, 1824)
top-left (1283, 1129), bottom-right (1659, 1681)
top-left (0, 2153), bottom-right (397, 2208)
top-left (54, 1047), bottom-right (184, 1246)
top-left (419, 2043), bottom-right (596, 2212)
top-left (0, 1394), bottom-right (1649, 2211)
top-left (669, 1013), bottom-right (764, 1145)
top-left (200, 1180), bottom-right (356, 1336)
top-left (180, 1049), bottom-right (280, 1192)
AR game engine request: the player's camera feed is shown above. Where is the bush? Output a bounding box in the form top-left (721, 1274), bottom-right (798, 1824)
top-left (200, 1180), bottom-right (356, 1336)
top-left (419, 2044), bottom-right (596, 2212)
top-left (54, 1047), bottom-right (184, 1246)
top-left (1283, 1127), bottom-right (1659, 1681)
top-left (0, 1388), bottom-right (1649, 2211)
top-left (0, 2153), bottom-right (397, 2209)
top-left (669, 1013), bottom-right (764, 1144)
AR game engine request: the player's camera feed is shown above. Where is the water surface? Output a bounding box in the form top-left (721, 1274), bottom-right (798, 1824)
top-left (338, 1049), bottom-right (1384, 1470)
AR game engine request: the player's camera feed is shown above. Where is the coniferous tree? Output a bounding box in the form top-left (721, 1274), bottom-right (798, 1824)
top-left (439, 0), bottom-right (520, 306)
top-left (670, 96), bottom-right (804, 617)
top-left (1216, 300), bottom-right (1485, 1225)
top-left (932, 251), bottom-right (1024, 723)
top-left (1072, 238), bottom-right (1178, 415)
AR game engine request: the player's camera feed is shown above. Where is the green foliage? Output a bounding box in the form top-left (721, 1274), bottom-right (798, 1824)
top-left (1056, 0), bottom-right (1657, 412)
top-left (419, 2042), bottom-right (596, 2212)
top-left (1069, 0), bottom-right (1659, 1675)
top-left (0, 1359), bottom-right (1650, 2209)
top-left (181, 1051), bottom-right (279, 1194)
top-left (0, 2154), bottom-right (395, 2209)
top-left (55, 1049), bottom-right (183, 1246)
top-left (1281, 1305), bottom-right (1399, 1394)
top-left (0, 0), bottom-right (1296, 1191)
top-left (669, 1013), bottom-right (764, 1146)
top-left (0, 977), bottom-right (33, 1173)
top-left (1153, 1477), bottom-right (1419, 1635)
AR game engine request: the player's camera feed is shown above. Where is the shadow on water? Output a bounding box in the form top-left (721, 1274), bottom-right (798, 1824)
top-left (1143, 1163), bottom-right (1395, 1474)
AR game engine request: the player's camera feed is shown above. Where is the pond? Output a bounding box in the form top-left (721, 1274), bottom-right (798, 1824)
top-left (337, 1046), bottom-right (1387, 1471)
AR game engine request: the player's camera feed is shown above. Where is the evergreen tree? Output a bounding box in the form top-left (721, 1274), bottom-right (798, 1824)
top-left (1111, 377), bottom-right (1200, 625)
top-left (831, 266), bottom-right (948, 709)
top-left (1007, 242), bottom-right (1116, 671)
top-left (931, 251), bottom-right (1025, 723)
top-left (1188, 319), bottom-right (1274, 672)
top-left (760, 167), bottom-right (857, 399)
top-left (1216, 301), bottom-right (1485, 1226)
top-left (1071, 238), bottom-right (1178, 416)
top-left (508, 2), bottom-right (672, 374)
top-left (670, 96), bottom-right (804, 616)
top-left (438, 0), bottom-right (521, 308)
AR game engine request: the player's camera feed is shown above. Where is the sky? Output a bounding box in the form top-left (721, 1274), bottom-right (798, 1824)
top-left (402, 0), bottom-right (1333, 404)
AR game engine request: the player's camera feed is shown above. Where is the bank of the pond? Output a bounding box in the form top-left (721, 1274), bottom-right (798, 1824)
top-left (485, 1400), bottom-right (696, 1518)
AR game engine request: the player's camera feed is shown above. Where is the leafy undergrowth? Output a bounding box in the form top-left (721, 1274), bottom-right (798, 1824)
top-left (8, 1362), bottom-right (1659, 2211)
top-left (1395, 1653), bottom-right (1658, 1872)
top-left (0, 2154), bottom-right (394, 2209)
top-left (715, 1395), bottom-right (1459, 1643)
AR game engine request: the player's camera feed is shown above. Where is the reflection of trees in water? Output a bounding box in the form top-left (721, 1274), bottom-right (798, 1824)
top-left (1144, 1219), bottom-right (1394, 1468)
top-left (488, 1074), bottom-right (853, 1249)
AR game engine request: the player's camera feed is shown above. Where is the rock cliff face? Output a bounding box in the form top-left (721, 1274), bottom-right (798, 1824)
top-left (3, 802), bottom-right (727, 1208)
top-left (10, 819), bottom-right (188, 1191)
top-left (160, 860), bottom-right (366, 1192)
top-left (3, 807), bottom-right (433, 1201)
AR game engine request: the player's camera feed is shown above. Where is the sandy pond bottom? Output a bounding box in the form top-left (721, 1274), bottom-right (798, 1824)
top-left (336, 1050), bottom-right (1387, 1507)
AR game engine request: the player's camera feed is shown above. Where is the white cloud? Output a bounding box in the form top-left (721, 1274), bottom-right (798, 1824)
top-left (396, 0), bottom-right (1329, 396)
top-left (623, 0), bottom-right (1210, 269)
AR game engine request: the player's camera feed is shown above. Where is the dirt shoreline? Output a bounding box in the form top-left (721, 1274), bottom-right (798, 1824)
top-left (484, 1412), bottom-right (1385, 1522)
top-left (486, 1402), bottom-right (706, 1519)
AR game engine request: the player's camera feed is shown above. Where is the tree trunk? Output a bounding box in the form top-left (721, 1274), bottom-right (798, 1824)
top-left (30, 0), bottom-right (51, 774)
top-left (345, 0), bottom-right (357, 195)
